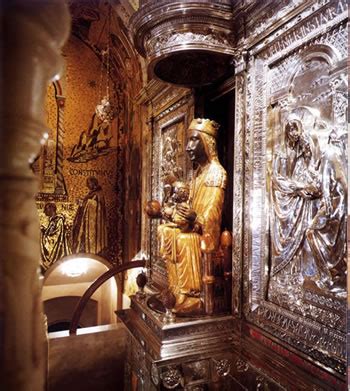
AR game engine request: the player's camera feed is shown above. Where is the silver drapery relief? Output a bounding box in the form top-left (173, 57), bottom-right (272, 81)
top-left (161, 123), bottom-right (184, 185)
top-left (236, 0), bottom-right (348, 374)
top-left (268, 54), bottom-right (347, 323)
top-left (150, 93), bottom-right (193, 288)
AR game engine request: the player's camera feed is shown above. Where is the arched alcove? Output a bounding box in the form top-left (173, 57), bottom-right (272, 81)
top-left (43, 254), bottom-right (118, 330)
top-left (45, 296), bottom-right (98, 331)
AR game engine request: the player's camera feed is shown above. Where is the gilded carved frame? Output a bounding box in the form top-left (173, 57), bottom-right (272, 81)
top-left (233, 0), bottom-right (347, 374)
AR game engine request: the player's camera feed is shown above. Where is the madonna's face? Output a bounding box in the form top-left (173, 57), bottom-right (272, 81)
top-left (186, 130), bottom-right (206, 163)
top-left (286, 121), bottom-right (301, 148)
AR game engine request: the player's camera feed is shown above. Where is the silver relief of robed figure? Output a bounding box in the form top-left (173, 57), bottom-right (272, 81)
top-left (270, 109), bottom-right (347, 297)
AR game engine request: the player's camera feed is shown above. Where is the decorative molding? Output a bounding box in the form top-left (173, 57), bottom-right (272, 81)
top-left (232, 72), bottom-right (246, 317)
top-left (130, 0), bottom-right (235, 86)
top-left (214, 358), bottom-right (231, 377)
top-left (251, 0), bottom-right (347, 57)
top-left (161, 366), bottom-right (183, 389)
top-left (145, 30), bottom-right (235, 58)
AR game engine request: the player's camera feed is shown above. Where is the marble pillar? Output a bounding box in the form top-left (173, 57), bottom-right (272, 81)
top-left (0, 1), bottom-right (70, 390)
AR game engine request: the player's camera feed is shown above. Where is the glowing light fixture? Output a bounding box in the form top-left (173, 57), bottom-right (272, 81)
top-left (60, 257), bottom-right (89, 277)
top-left (95, 5), bottom-right (115, 123)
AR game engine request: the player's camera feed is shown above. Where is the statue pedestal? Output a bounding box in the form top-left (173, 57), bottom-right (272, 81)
top-left (117, 295), bottom-right (236, 390)
top-left (117, 294), bottom-right (346, 390)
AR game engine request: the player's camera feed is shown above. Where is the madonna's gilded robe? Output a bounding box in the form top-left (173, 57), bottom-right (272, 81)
top-left (158, 160), bottom-right (226, 312)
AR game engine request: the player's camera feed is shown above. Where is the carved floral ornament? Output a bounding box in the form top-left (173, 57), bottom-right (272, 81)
top-left (145, 30), bottom-right (235, 57)
top-left (214, 358), bottom-right (231, 377)
top-left (131, 1), bottom-right (233, 54)
top-left (160, 366), bottom-right (184, 389)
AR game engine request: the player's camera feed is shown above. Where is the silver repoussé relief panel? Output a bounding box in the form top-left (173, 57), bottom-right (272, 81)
top-left (150, 94), bottom-right (193, 288)
top-left (236, 0), bottom-right (347, 374)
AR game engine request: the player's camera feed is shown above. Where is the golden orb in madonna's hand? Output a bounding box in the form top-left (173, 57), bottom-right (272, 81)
top-left (145, 200), bottom-right (162, 217)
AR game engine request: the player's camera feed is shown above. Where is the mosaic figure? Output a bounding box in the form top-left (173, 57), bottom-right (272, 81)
top-left (72, 176), bottom-right (108, 254)
top-left (41, 203), bottom-right (70, 270)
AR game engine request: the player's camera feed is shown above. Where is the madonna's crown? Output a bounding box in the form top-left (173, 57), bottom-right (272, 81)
top-left (189, 118), bottom-right (220, 138)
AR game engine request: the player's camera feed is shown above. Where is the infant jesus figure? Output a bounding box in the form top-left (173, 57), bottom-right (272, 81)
top-left (161, 181), bottom-right (193, 233)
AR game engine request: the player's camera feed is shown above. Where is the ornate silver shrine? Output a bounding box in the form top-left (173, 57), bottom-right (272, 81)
top-left (121, 0), bottom-right (348, 389)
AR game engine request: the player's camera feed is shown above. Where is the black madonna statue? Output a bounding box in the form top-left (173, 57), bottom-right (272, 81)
top-left (147, 118), bottom-right (227, 313)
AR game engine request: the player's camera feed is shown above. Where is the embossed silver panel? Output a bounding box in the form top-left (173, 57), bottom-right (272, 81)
top-left (233, 0), bottom-right (348, 374)
top-left (150, 94), bottom-right (194, 288)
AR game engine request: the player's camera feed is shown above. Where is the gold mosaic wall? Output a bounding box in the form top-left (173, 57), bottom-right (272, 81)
top-left (34, 35), bottom-right (142, 272)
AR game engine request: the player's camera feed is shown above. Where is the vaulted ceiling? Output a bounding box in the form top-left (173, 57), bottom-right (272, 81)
top-left (68, 0), bottom-right (144, 96)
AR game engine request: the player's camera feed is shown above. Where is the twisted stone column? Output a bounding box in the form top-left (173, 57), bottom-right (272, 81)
top-left (0, 1), bottom-right (70, 390)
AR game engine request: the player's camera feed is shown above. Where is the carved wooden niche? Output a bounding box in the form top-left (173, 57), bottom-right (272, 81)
top-left (239, 3), bottom-right (347, 376)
